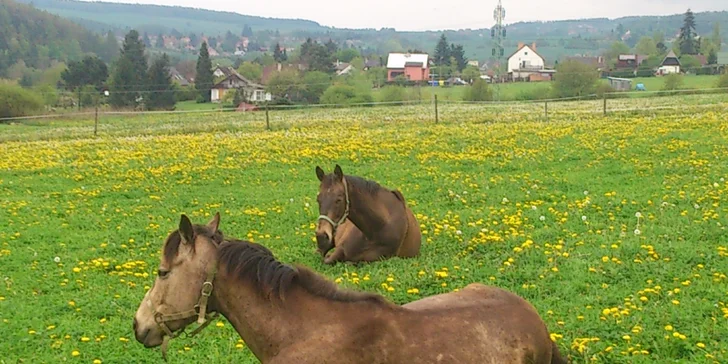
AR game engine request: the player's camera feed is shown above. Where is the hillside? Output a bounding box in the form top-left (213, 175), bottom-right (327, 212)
top-left (9, 0), bottom-right (728, 64)
top-left (0, 0), bottom-right (117, 78)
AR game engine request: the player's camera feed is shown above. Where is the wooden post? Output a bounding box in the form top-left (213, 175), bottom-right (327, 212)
top-left (544, 101), bottom-right (548, 121)
top-left (434, 94), bottom-right (439, 123)
top-left (94, 104), bottom-right (99, 136)
top-left (603, 94), bottom-right (607, 116)
top-left (265, 104), bottom-right (270, 130)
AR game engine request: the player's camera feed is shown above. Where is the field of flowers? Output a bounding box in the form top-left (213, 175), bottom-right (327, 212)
top-left (1, 102), bottom-right (728, 363)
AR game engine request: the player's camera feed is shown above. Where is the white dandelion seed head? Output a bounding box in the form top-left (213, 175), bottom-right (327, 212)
top-left (582, 216), bottom-right (587, 221)
top-left (694, 204), bottom-right (700, 209)
top-left (635, 212), bottom-right (642, 218)
top-left (289, 198), bottom-right (294, 203)
top-left (634, 229), bottom-right (641, 235)
top-left (584, 190), bottom-right (589, 195)
top-left (502, 197), bottom-right (509, 203)
top-left (456, 230), bottom-right (462, 235)
top-left (54, 256), bottom-right (61, 263)
top-left (532, 205), bottom-right (537, 211)
top-left (539, 216), bottom-right (546, 221)
top-left (304, 203), bottom-right (310, 208)
top-left (443, 224), bottom-right (450, 230)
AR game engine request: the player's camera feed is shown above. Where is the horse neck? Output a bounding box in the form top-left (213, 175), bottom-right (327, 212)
top-left (211, 269), bottom-right (360, 361)
top-left (347, 184), bottom-right (393, 238)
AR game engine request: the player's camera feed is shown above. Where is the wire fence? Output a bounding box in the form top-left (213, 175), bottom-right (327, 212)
top-left (1, 87), bottom-right (727, 143)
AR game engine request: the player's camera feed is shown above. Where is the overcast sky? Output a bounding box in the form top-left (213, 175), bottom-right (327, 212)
top-left (102, 0), bottom-right (726, 31)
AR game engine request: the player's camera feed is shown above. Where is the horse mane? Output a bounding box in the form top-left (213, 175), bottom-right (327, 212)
top-left (217, 240), bottom-right (391, 305)
top-left (163, 224), bottom-right (224, 263)
top-left (321, 173), bottom-right (389, 197)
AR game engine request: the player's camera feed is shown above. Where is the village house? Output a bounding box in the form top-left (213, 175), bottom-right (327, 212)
top-left (335, 61), bottom-right (355, 76)
top-left (210, 66), bottom-right (271, 103)
top-left (564, 55), bottom-right (606, 71)
top-left (386, 53), bottom-right (430, 82)
top-left (507, 43), bottom-right (554, 81)
top-left (615, 54), bottom-right (649, 70)
top-left (169, 67), bottom-right (190, 87)
top-left (657, 50), bottom-right (681, 75)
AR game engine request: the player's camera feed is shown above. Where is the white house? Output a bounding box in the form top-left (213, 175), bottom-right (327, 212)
top-left (210, 66), bottom-right (271, 103)
top-left (507, 42), bottom-right (546, 80)
top-left (658, 50), bottom-right (681, 75)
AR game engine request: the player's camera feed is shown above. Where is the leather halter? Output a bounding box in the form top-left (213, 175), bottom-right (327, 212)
top-left (151, 263), bottom-right (219, 361)
top-left (317, 176), bottom-right (350, 236)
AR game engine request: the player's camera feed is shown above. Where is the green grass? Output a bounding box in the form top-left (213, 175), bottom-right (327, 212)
top-left (175, 100), bottom-right (224, 111)
top-left (1, 96), bottom-right (728, 363)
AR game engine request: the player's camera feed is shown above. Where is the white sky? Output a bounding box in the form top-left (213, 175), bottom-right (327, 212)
top-left (98, 0), bottom-right (727, 31)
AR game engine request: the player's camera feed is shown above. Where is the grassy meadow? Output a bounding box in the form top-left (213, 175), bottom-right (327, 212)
top-left (1, 96), bottom-right (728, 363)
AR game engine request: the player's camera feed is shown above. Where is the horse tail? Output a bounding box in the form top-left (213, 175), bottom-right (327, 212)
top-left (550, 341), bottom-right (568, 364)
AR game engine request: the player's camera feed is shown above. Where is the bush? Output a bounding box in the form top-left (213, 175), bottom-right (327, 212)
top-left (718, 71), bottom-right (728, 90)
top-left (662, 73), bottom-right (684, 91)
top-left (321, 84), bottom-right (372, 106)
top-left (380, 85), bottom-right (407, 103)
top-left (0, 83), bottom-right (44, 120)
top-left (463, 79), bottom-right (493, 101)
top-left (174, 84), bottom-right (197, 102)
top-left (595, 83), bottom-right (616, 98)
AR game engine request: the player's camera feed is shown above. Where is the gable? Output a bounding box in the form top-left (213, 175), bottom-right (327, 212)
top-left (507, 45), bottom-right (544, 62)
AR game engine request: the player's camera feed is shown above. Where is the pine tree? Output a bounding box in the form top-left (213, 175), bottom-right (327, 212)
top-left (273, 42), bottom-right (284, 62)
top-left (110, 30), bottom-right (148, 108)
top-left (434, 33), bottom-right (450, 66)
top-left (195, 41), bottom-right (213, 103)
top-left (156, 33), bottom-right (165, 48)
top-left (146, 54), bottom-right (176, 110)
top-left (679, 9), bottom-right (697, 55)
top-left (450, 44), bottom-right (467, 72)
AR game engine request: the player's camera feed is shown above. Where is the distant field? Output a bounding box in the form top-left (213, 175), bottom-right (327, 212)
top-left (1, 95), bottom-right (728, 363)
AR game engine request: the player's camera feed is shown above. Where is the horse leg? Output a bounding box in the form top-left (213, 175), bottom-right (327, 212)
top-left (323, 247), bottom-right (346, 265)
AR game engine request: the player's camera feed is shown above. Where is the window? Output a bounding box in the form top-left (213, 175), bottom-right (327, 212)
top-left (525, 52), bottom-right (529, 56)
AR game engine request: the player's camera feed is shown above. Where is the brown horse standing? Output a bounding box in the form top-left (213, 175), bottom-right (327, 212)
top-left (133, 213), bottom-right (568, 364)
top-left (314, 165), bottom-right (421, 264)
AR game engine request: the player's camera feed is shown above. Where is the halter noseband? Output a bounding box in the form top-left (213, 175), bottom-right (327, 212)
top-left (317, 177), bottom-right (350, 235)
top-left (151, 263), bottom-right (219, 361)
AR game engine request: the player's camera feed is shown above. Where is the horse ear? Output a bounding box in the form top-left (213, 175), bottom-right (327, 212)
top-left (334, 164), bottom-right (343, 180)
top-left (315, 166), bottom-right (325, 181)
top-left (179, 214), bottom-right (195, 245)
top-left (207, 212), bottom-right (220, 232)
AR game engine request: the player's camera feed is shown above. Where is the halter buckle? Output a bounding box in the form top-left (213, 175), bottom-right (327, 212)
top-left (201, 281), bottom-right (213, 296)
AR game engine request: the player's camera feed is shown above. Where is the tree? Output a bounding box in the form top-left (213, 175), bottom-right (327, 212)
top-left (551, 60), bottom-right (598, 98)
top-left (450, 44), bottom-right (467, 72)
top-left (662, 73), bottom-right (684, 91)
top-left (679, 9), bottom-right (698, 55)
top-left (301, 71), bottom-right (331, 104)
top-left (109, 30), bottom-right (148, 108)
top-left (155, 33), bottom-right (165, 48)
top-left (325, 39), bottom-right (338, 54)
top-left (61, 55), bottom-right (108, 91)
top-left (300, 39), bottom-right (335, 74)
top-left (266, 69), bottom-right (303, 102)
top-left (335, 48), bottom-right (360, 63)
top-left (635, 36), bottom-right (658, 56)
top-left (242, 24), bottom-right (253, 37)
top-left (712, 23), bottom-right (722, 51)
top-left (434, 33), bottom-right (450, 66)
top-left (195, 41), bottom-right (213, 103)
top-left (146, 53), bottom-right (175, 110)
top-left (461, 65), bottom-right (481, 83)
top-left (143, 32), bottom-right (152, 47)
top-left (273, 43), bottom-right (287, 63)
top-left (708, 49), bottom-right (718, 65)
top-left (237, 62), bottom-right (262, 83)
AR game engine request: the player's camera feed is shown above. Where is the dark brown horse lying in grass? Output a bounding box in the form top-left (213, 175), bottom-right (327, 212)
top-left (314, 165), bottom-right (421, 264)
top-left (133, 213), bottom-right (568, 363)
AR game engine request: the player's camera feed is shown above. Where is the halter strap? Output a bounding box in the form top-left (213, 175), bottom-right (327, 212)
top-left (152, 263), bottom-right (219, 361)
top-left (317, 176), bottom-right (350, 234)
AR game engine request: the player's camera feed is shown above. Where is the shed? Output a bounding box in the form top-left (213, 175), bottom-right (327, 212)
top-left (607, 77), bottom-right (633, 91)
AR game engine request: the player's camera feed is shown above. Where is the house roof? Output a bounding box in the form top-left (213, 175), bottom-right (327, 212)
top-left (168, 67), bottom-right (189, 86)
top-left (212, 68), bottom-right (264, 90)
top-left (387, 53), bottom-right (429, 69)
top-left (694, 54), bottom-right (708, 66)
top-left (661, 50), bottom-right (680, 66)
top-left (506, 44), bottom-right (545, 63)
top-left (335, 62), bottom-right (351, 71)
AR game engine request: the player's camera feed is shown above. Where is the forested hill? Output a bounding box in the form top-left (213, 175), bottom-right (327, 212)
top-left (0, 0), bottom-right (118, 78)
top-left (13, 0), bottom-right (327, 35)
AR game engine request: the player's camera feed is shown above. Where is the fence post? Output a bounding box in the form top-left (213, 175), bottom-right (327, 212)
top-left (434, 94), bottom-right (439, 123)
top-left (603, 94), bottom-right (607, 116)
top-left (94, 104), bottom-right (99, 137)
top-left (544, 101), bottom-right (548, 121)
top-left (265, 104), bottom-right (270, 130)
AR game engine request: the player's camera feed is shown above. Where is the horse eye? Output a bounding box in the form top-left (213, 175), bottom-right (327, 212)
top-left (157, 269), bottom-right (170, 278)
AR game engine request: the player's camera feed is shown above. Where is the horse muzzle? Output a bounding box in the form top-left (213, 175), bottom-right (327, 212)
top-left (316, 233), bottom-right (334, 257)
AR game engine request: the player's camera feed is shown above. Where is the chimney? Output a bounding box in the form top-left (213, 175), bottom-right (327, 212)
top-left (518, 42), bottom-right (524, 49)
top-left (532, 42), bottom-right (537, 50)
